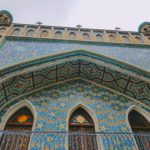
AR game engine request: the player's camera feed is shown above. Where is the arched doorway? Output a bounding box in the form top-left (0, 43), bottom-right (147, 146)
top-left (69, 107), bottom-right (98, 150)
top-left (0, 107), bottom-right (34, 150)
top-left (128, 110), bottom-right (150, 149)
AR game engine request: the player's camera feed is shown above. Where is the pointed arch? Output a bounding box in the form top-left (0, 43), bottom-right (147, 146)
top-left (122, 35), bottom-right (130, 43)
top-left (0, 100), bottom-right (37, 149)
top-left (0, 100), bottom-right (37, 131)
top-left (69, 32), bottom-right (76, 40)
top-left (67, 103), bottom-right (99, 132)
top-left (109, 34), bottom-right (116, 42)
top-left (40, 30), bottom-right (49, 38)
top-left (67, 103), bottom-right (100, 150)
top-left (126, 105), bottom-right (150, 150)
top-left (0, 27), bottom-right (6, 34)
top-left (96, 34), bottom-right (103, 41)
top-left (82, 33), bottom-right (90, 40)
top-left (26, 29), bottom-right (35, 37)
top-left (12, 28), bottom-right (20, 36)
top-left (55, 31), bottom-right (62, 38)
top-left (135, 36), bottom-right (144, 44)
top-left (126, 105), bottom-right (150, 131)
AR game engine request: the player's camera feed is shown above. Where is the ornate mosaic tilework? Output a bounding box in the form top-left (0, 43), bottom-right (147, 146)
top-left (0, 59), bottom-right (149, 107)
top-left (0, 38), bottom-right (150, 71)
top-left (4, 72), bottom-right (34, 101)
top-left (0, 79), bottom-right (149, 149)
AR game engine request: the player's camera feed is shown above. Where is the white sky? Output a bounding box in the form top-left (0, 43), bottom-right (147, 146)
top-left (0, 0), bottom-right (150, 31)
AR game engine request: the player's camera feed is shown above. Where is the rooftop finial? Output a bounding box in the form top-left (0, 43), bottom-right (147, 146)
top-left (115, 27), bottom-right (121, 31)
top-left (36, 21), bottom-right (43, 26)
top-left (76, 24), bottom-right (82, 29)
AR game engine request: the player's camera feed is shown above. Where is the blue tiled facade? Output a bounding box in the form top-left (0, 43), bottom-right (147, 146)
top-left (0, 38), bottom-right (149, 71)
top-left (0, 79), bottom-right (149, 149)
top-left (0, 10), bottom-right (150, 150)
top-left (0, 79), bottom-right (149, 132)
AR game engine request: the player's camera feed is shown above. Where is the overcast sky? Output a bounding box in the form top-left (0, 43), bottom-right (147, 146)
top-left (0, 0), bottom-right (150, 31)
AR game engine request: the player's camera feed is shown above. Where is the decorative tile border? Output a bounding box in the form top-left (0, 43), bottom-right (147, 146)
top-left (0, 58), bottom-right (149, 107)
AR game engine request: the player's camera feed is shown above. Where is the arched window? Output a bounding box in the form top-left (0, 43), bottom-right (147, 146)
top-left (135, 36), bottom-right (143, 44)
top-left (122, 35), bottom-right (130, 43)
top-left (12, 29), bottom-right (20, 36)
top-left (96, 34), bottom-right (103, 41)
top-left (0, 28), bottom-right (6, 34)
top-left (0, 107), bottom-right (34, 150)
top-left (83, 33), bottom-right (90, 41)
top-left (40, 30), bottom-right (48, 38)
top-left (69, 107), bottom-right (98, 150)
top-left (55, 31), bottom-right (62, 39)
top-left (26, 29), bottom-right (35, 37)
top-left (128, 110), bottom-right (150, 149)
top-left (109, 34), bottom-right (116, 42)
top-left (69, 32), bottom-right (76, 40)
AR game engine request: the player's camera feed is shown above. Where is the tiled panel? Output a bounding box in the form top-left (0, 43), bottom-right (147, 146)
top-left (0, 79), bottom-right (149, 135)
top-left (57, 61), bottom-right (79, 81)
top-left (102, 68), bottom-right (128, 93)
top-left (34, 66), bottom-right (56, 89)
top-left (79, 60), bottom-right (150, 106)
top-left (80, 60), bottom-right (105, 82)
top-left (0, 59), bottom-right (149, 106)
top-left (0, 38), bottom-right (149, 71)
top-left (126, 77), bottom-right (150, 101)
top-left (4, 73), bottom-right (34, 101)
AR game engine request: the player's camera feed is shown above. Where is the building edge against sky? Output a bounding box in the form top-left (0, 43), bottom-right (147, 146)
top-left (0, 10), bottom-right (150, 150)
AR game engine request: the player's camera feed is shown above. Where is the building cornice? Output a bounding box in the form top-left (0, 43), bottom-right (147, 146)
top-left (0, 23), bottom-right (150, 46)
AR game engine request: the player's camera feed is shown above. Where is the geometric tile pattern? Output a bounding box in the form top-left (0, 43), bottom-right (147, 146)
top-left (0, 80), bottom-right (150, 149)
top-left (0, 59), bottom-right (150, 109)
top-left (4, 72), bottom-right (34, 101)
top-left (80, 61), bottom-right (150, 103)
